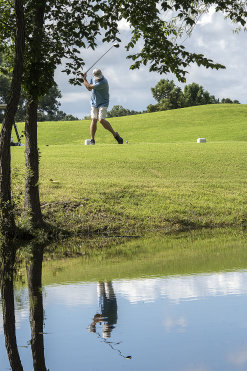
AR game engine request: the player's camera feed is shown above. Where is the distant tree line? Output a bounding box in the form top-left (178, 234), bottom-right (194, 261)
top-left (103, 79), bottom-right (240, 118)
top-left (107, 105), bottom-right (142, 117)
top-left (147, 79), bottom-right (240, 113)
top-left (0, 53), bottom-right (79, 122)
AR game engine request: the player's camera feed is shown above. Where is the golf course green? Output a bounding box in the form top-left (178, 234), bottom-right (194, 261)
top-left (11, 104), bottom-right (247, 237)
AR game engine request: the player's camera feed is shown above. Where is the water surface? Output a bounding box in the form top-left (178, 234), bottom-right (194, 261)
top-left (1, 230), bottom-right (247, 370)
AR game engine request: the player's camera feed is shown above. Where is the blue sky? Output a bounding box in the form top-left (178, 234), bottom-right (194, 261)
top-left (54, 9), bottom-right (247, 119)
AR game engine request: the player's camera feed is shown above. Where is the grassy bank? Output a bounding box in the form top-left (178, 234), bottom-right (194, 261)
top-left (12, 104), bottom-right (247, 237)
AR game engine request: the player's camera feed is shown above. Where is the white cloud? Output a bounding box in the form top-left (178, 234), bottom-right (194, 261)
top-left (61, 92), bottom-right (87, 104)
top-left (198, 6), bottom-right (216, 26)
top-left (117, 19), bottom-right (131, 31)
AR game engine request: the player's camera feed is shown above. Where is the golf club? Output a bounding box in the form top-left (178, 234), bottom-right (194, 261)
top-left (84, 42), bottom-right (120, 75)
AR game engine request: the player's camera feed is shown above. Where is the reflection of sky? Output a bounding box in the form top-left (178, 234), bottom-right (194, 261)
top-left (115, 271), bottom-right (247, 304)
top-left (44, 282), bottom-right (98, 307)
top-left (1, 270), bottom-right (247, 331)
top-left (42, 270), bottom-right (247, 308)
top-left (228, 346), bottom-right (247, 367)
top-left (0, 287), bottom-right (29, 335)
top-left (1, 271), bottom-right (247, 370)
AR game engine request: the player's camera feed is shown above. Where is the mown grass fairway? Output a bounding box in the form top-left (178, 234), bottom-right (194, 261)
top-left (12, 104), bottom-right (247, 236)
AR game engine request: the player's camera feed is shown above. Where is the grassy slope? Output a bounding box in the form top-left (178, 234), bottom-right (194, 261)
top-left (16, 104), bottom-right (247, 144)
top-left (12, 104), bottom-right (247, 234)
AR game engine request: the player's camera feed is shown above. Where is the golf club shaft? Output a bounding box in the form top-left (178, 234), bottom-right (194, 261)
top-left (85, 44), bottom-right (115, 74)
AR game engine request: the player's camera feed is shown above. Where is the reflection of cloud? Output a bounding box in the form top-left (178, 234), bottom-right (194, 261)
top-left (228, 346), bottom-right (247, 366)
top-left (1, 270), bottom-right (247, 334)
top-left (44, 282), bottom-right (98, 307)
top-left (115, 271), bottom-right (247, 304)
top-left (163, 316), bottom-right (187, 333)
top-left (116, 279), bottom-right (161, 303)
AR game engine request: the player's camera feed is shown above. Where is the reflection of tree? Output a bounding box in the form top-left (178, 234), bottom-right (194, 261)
top-left (0, 243), bottom-right (23, 370)
top-left (26, 245), bottom-right (48, 371)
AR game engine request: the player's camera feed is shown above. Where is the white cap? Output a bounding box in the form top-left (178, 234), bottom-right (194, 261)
top-left (93, 69), bottom-right (103, 80)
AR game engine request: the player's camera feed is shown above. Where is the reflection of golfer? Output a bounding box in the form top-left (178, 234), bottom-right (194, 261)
top-left (83, 69), bottom-right (123, 145)
top-left (89, 281), bottom-right (118, 338)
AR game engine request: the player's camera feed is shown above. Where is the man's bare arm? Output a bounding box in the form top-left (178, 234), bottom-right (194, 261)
top-left (83, 73), bottom-right (94, 91)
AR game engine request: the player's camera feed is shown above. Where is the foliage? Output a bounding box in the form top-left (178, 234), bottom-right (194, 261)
top-left (38, 86), bottom-right (62, 119)
top-left (0, 74), bottom-right (9, 104)
top-left (45, 111), bottom-right (79, 122)
top-left (2, 0), bottom-right (246, 94)
top-left (183, 82), bottom-right (218, 106)
top-left (0, 53), bottom-right (11, 104)
top-left (151, 80), bottom-right (177, 102)
top-left (221, 98), bottom-right (240, 104)
top-left (148, 79), bottom-right (185, 111)
top-left (0, 0), bottom-right (246, 115)
top-left (147, 79), bottom-right (238, 112)
top-left (107, 105), bottom-right (142, 117)
top-left (0, 54), bottom-right (78, 121)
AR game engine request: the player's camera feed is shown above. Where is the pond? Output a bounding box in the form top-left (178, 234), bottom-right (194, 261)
top-left (1, 230), bottom-right (247, 371)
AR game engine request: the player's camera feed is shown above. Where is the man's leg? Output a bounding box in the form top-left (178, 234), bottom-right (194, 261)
top-left (99, 119), bottom-right (123, 144)
top-left (98, 107), bottom-right (116, 137)
top-left (99, 118), bottom-right (116, 137)
top-left (99, 107), bottom-right (123, 144)
top-left (90, 118), bottom-right (98, 140)
top-left (90, 107), bottom-right (98, 143)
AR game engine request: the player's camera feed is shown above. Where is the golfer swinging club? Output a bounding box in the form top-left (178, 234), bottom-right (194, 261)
top-left (83, 69), bottom-right (123, 145)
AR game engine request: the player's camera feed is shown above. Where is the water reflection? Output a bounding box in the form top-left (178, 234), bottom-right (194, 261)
top-left (1, 231), bottom-right (247, 370)
top-left (26, 246), bottom-right (47, 371)
top-left (115, 271), bottom-right (247, 304)
top-left (0, 243), bottom-right (48, 371)
top-left (89, 281), bottom-right (132, 360)
top-left (0, 242), bottom-right (23, 370)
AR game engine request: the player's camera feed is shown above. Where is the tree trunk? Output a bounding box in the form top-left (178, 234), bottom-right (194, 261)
top-left (0, 2), bottom-right (25, 369)
top-left (25, 99), bottom-right (43, 226)
top-left (0, 0), bottom-right (25, 237)
top-left (26, 246), bottom-right (47, 371)
top-left (1, 244), bottom-right (23, 371)
top-left (24, 0), bottom-right (46, 227)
